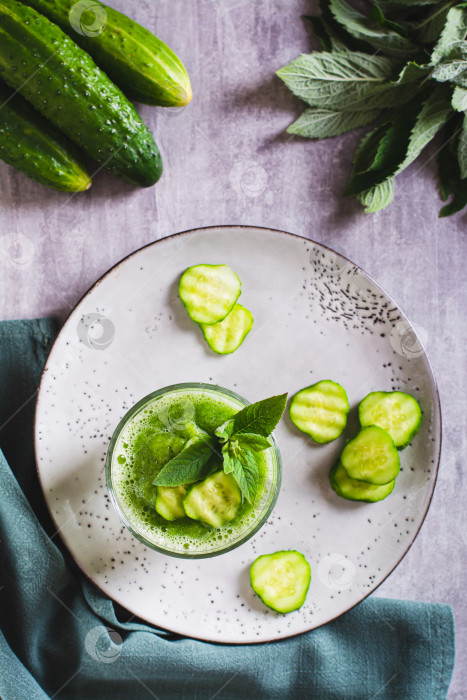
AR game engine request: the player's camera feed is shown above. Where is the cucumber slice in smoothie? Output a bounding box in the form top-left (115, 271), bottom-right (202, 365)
top-left (250, 550), bottom-right (311, 613)
top-left (183, 470), bottom-right (242, 527)
top-left (359, 391), bottom-right (422, 449)
top-left (179, 264), bottom-right (241, 324)
top-left (200, 304), bottom-right (253, 354)
top-left (330, 462), bottom-right (395, 503)
top-left (155, 485), bottom-right (187, 520)
top-left (289, 380), bottom-right (349, 443)
top-left (341, 425), bottom-right (400, 485)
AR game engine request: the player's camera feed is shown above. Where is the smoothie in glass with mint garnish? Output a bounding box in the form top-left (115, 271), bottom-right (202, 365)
top-left (106, 383), bottom-right (281, 558)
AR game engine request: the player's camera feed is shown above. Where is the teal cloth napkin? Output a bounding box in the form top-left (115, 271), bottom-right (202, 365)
top-left (0, 318), bottom-right (455, 700)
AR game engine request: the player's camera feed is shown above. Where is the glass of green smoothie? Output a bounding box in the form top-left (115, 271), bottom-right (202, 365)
top-left (106, 383), bottom-right (282, 558)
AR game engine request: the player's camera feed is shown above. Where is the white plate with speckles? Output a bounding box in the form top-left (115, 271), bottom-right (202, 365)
top-left (35, 226), bottom-right (441, 644)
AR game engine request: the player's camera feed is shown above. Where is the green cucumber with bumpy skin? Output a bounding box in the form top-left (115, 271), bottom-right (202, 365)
top-left (0, 81), bottom-right (91, 191)
top-left (20, 0), bottom-right (192, 107)
top-left (0, 0), bottom-right (162, 187)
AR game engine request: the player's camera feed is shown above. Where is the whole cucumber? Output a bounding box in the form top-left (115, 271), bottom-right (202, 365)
top-left (20, 0), bottom-right (192, 107)
top-left (0, 0), bottom-right (162, 187)
top-left (0, 81), bottom-right (91, 191)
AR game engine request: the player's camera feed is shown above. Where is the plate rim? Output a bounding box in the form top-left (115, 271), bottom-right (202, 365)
top-left (33, 224), bottom-right (442, 644)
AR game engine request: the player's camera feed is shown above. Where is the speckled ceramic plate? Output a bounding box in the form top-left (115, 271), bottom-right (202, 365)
top-left (35, 226), bottom-right (441, 644)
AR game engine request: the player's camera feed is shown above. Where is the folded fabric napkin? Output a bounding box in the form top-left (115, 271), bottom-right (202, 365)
top-left (0, 318), bottom-right (455, 700)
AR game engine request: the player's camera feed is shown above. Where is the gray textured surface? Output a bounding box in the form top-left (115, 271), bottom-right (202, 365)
top-left (0, 0), bottom-right (465, 695)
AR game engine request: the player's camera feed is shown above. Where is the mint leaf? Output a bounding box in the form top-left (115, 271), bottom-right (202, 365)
top-left (431, 52), bottom-right (467, 84)
top-left (287, 107), bottom-right (381, 139)
top-left (437, 119), bottom-right (467, 216)
top-left (430, 6), bottom-right (467, 66)
top-left (153, 437), bottom-right (219, 487)
top-left (277, 52), bottom-right (395, 110)
top-left (277, 52), bottom-right (427, 112)
top-left (234, 433), bottom-right (271, 452)
top-left (228, 393), bottom-right (287, 438)
top-left (357, 178), bottom-right (395, 213)
top-left (223, 450), bottom-right (259, 503)
top-left (458, 114), bottom-right (467, 179)
top-left (327, 0), bottom-right (420, 57)
top-left (452, 86), bottom-right (467, 111)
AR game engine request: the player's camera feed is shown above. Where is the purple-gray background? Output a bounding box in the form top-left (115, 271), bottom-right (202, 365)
top-left (0, 1), bottom-right (465, 695)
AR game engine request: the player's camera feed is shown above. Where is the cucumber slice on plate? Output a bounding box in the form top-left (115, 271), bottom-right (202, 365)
top-left (330, 462), bottom-right (395, 503)
top-left (341, 425), bottom-right (400, 485)
top-left (179, 264), bottom-right (241, 324)
top-left (250, 550), bottom-right (311, 613)
top-left (155, 485), bottom-right (187, 520)
top-left (289, 380), bottom-right (349, 443)
top-left (359, 391), bottom-right (422, 449)
top-left (200, 304), bottom-right (253, 354)
top-left (183, 470), bottom-right (242, 527)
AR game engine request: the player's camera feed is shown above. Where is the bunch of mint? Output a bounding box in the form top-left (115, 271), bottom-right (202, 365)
top-left (277, 1), bottom-right (467, 216)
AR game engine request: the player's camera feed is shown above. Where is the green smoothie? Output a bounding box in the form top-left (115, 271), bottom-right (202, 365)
top-left (108, 384), bottom-right (280, 557)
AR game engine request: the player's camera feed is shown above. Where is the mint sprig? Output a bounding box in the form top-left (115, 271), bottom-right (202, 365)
top-left (152, 393), bottom-right (287, 502)
top-left (217, 393), bottom-right (287, 502)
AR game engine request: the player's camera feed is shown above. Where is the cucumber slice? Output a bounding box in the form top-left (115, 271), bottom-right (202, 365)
top-left (250, 550), bottom-right (311, 613)
top-left (155, 485), bottom-right (187, 520)
top-left (289, 380), bottom-right (349, 443)
top-left (359, 391), bottom-right (422, 449)
top-left (330, 462), bottom-right (395, 503)
top-left (340, 426), bottom-right (400, 485)
top-left (200, 304), bottom-right (253, 354)
top-left (183, 470), bottom-right (242, 528)
top-left (179, 264), bottom-right (241, 324)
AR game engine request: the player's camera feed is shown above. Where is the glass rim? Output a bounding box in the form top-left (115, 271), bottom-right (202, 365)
top-left (106, 382), bottom-right (282, 559)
